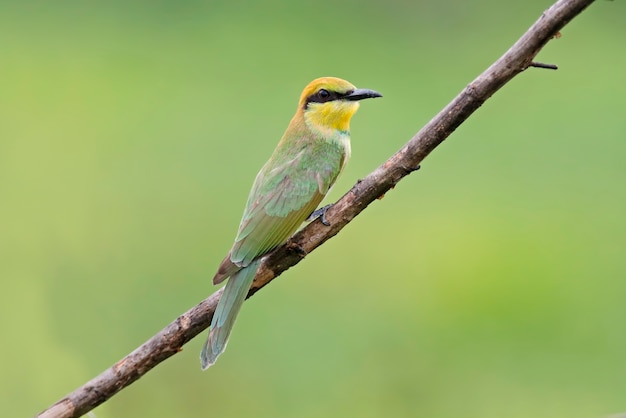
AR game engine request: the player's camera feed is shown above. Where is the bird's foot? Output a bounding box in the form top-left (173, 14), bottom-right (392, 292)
top-left (307, 204), bottom-right (332, 226)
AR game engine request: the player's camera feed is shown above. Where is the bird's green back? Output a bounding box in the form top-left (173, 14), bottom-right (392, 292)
top-left (230, 124), bottom-right (348, 267)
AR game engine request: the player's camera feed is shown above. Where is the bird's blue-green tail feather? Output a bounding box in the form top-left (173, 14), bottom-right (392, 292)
top-left (200, 258), bottom-right (261, 369)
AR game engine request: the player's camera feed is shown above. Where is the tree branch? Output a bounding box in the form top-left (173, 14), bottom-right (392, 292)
top-left (37, 0), bottom-right (597, 417)
top-left (529, 61), bottom-right (559, 70)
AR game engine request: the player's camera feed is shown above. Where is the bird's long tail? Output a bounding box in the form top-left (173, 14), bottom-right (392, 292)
top-left (200, 258), bottom-right (261, 369)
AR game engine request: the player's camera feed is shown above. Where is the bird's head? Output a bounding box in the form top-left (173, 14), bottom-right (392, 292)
top-left (298, 77), bottom-right (382, 134)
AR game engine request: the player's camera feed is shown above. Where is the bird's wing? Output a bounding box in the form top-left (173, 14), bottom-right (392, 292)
top-left (229, 140), bottom-right (344, 268)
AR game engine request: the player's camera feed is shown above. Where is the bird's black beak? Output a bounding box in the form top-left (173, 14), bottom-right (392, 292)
top-left (343, 88), bottom-right (383, 101)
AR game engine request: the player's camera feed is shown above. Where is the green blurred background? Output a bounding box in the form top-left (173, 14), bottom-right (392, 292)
top-left (2, 1), bottom-right (625, 417)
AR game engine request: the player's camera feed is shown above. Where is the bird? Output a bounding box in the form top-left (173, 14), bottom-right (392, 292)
top-left (200, 76), bottom-right (382, 369)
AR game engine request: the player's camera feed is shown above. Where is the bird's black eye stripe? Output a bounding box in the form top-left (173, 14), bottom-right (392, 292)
top-left (305, 88), bottom-right (343, 107)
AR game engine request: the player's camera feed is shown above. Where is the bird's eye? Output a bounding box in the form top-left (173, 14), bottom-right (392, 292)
top-left (318, 89), bottom-right (330, 99)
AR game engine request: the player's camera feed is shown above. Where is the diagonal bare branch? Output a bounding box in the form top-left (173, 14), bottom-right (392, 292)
top-left (37, 1), bottom-right (597, 417)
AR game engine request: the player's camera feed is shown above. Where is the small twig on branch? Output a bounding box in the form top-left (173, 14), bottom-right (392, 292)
top-left (37, 0), bottom-right (598, 417)
top-left (530, 61), bottom-right (559, 70)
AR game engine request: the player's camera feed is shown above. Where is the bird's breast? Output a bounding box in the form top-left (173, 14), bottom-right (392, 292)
top-left (330, 131), bottom-right (351, 166)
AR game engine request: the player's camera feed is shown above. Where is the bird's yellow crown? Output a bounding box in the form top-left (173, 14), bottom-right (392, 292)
top-left (299, 77), bottom-right (362, 133)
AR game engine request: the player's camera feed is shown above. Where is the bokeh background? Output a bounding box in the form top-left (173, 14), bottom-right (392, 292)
top-left (2, 1), bottom-right (625, 417)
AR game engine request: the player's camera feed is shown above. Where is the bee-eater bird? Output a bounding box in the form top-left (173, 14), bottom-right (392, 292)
top-left (200, 76), bottom-right (382, 369)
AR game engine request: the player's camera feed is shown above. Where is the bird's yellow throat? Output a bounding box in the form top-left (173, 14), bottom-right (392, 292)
top-left (304, 100), bottom-right (360, 133)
